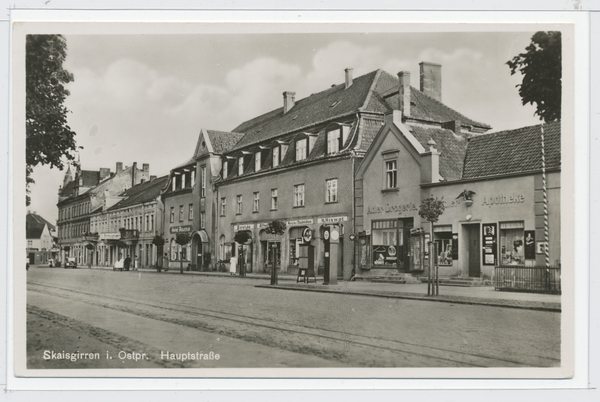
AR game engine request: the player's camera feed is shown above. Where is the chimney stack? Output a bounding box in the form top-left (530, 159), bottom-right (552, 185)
top-left (419, 62), bottom-right (442, 102)
top-left (99, 167), bottom-right (110, 181)
top-left (344, 68), bottom-right (353, 89)
top-left (116, 162), bottom-right (123, 174)
top-left (283, 91), bottom-right (296, 114)
top-left (397, 71), bottom-right (411, 118)
top-left (132, 162), bottom-right (138, 187)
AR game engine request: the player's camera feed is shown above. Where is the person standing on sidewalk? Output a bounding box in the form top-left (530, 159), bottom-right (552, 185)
top-left (229, 254), bottom-right (237, 276)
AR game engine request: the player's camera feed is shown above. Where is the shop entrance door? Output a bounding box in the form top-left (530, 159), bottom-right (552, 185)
top-left (467, 225), bottom-right (481, 277)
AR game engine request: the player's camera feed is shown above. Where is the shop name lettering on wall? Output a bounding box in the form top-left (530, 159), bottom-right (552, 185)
top-left (170, 225), bottom-right (192, 234)
top-left (482, 194), bottom-right (525, 206)
top-left (367, 203), bottom-right (417, 215)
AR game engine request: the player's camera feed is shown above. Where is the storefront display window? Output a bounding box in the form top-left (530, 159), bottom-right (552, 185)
top-left (434, 225), bottom-right (453, 266)
top-left (500, 221), bottom-right (525, 265)
top-left (372, 220), bottom-right (402, 267)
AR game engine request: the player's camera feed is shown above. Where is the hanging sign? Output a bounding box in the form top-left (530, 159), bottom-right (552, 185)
top-left (287, 219), bottom-right (314, 226)
top-left (302, 228), bottom-right (312, 242)
top-left (323, 230), bottom-right (330, 240)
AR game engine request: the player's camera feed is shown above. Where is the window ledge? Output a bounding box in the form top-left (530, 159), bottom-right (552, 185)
top-left (270, 209), bottom-right (278, 212)
top-left (252, 211), bottom-right (259, 214)
top-left (325, 201), bottom-right (339, 205)
top-left (381, 188), bottom-right (399, 193)
top-left (293, 205), bottom-right (305, 209)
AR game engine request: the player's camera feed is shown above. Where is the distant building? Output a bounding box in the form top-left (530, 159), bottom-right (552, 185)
top-left (26, 211), bottom-right (57, 265)
top-left (57, 161), bottom-right (151, 265)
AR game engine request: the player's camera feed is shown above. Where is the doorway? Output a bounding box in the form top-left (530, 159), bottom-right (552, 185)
top-left (466, 224), bottom-right (481, 277)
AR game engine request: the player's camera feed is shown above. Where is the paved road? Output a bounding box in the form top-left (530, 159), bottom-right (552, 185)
top-left (26, 266), bottom-right (561, 369)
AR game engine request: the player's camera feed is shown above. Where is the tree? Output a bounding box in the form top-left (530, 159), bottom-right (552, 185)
top-left (26, 34), bottom-right (77, 205)
top-left (265, 219), bottom-right (286, 235)
top-left (175, 232), bottom-right (192, 274)
top-left (418, 196), bottom-right (446, 296)
top-left (152, 235), bottom-right (166, 272)
top-left (506, 31), bottom-right (561, 122)
top-left (233, 231), bottom-right (251, 244)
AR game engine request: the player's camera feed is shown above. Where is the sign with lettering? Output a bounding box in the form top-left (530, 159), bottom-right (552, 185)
top-left (482, 194), bottom-right (525, 206)
top-left (234, 224), bottom-right (254, 231)
top-left (318, 216), bottom-right (348, 224)
top-left (367, 203), bottom-right (418, 215)
top-left (100, 233), bottom-right (121, 240)
top-left (286, 219), bottom-right (314, 226)
top-left (482, 223), bottom-right (497, 265)
top-left (170, 225), bottom-right (193, 234)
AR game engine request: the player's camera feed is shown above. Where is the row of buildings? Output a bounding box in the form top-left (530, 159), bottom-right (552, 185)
top-left (56, 62), bottom-right (561, 282)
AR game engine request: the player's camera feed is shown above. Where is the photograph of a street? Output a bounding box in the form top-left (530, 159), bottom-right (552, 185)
top-left (17, 24), bottom-right (570, 376)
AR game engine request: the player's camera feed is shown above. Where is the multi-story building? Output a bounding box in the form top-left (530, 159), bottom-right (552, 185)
top-left (57, 161), bottom-right (151, 265)
top-left (89, 175), bottom-right (167, 267)
top-left (210, 63), bottom-right (489, 280)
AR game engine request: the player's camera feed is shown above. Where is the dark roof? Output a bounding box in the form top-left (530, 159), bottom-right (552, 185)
top-left (59, 180), bottom-right (75, 197)
top-left (26, 213), bottom-right (54, 239)
top-left (107, 176), bottom-right (169, 211)
top-left (462, 121), bottom-right (561, 179)
top-left (408, 125), bottom-right (469, 181)
top-left (207, 130), bottom-right (245, 154)
top-left (173, 157), bottom-right (196, 170)
top-left (79, 170), bottom-right (101, 187)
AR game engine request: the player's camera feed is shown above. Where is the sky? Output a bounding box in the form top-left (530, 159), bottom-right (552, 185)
top-left (27, 30), bottom-right (544, 223)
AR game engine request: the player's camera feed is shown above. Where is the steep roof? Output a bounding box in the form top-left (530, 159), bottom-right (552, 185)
top-left (409, 125), bottom-right (469, 181)
top-left (207, 130), bottom-right (245, 154)
top-left (462, 121), bottom-right (561, 179)
top-left (107, 176), bottom-right (169, 211)
top-left (59, 180), bottom-right (75, 197)
top-left (173, 157), bottom-right (196, 170)
top-left (79, 170), bottom-right (101, 187)
top-left (26, 213), bottom-right (54, 239)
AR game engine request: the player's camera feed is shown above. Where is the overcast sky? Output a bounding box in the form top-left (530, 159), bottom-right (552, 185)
top-left (28, 31), bottom-right (543, 223)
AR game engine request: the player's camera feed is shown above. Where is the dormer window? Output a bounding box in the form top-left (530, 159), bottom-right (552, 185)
top-left (296, 138), bottom-right (307, 161)
top-left (238, 156), bottom-right (244, 175)
top-left (223, 158), bottom-right (228, 179)
top-left (272, 146), bottom-right (280, 167)
top-left (255, 152), bottom-right (262, 171)
top-left (326, 125), bottom-right (351, 155)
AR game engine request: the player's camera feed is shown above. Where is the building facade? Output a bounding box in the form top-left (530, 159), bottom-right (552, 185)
top-left (355, 113), bottom-right (561, 280)
top-left (26, 212), bottom-right (57, 265)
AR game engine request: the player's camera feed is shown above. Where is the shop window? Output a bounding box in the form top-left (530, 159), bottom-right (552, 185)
top-left (296, 139), bottom-right (307, 161)
top-left (271, 189), bottom-right (278, 210)
top-left (326, 179), bottom-right (338, 203)
top-left (237, 195), bottom-right (243, 215)
top-left (294, 184), bottom-right (305, 207)
top-left (500, 221), bottom-right (525, 265)
top-left (253, 192), bottom-right (259, 212)
top-left (372, 220), bottom-right (402, 267)
top-left (433, 225), bottom-right (453, 266)
top-left (386, 160), bottom-right (397, 189)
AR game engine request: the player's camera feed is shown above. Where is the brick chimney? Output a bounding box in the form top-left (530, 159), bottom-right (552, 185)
top-left (283, 91), bottom-right (295, 114)
top-left (345, 68), bottom-right (353, 89)
top-left (142, 163), bottom-right (150, 182)
top-left (116, 162), bottom-right (123, 174)
top-left (397, 71), bottom-right (411, 118)
top-left (132, 162), bottom-right (137, 187)
top-left (99, 168), bottom-right (111, 181)
top-left (421, 139), bottom-right (442, 183)
top-left (419, 62), bottom-right (442, 102)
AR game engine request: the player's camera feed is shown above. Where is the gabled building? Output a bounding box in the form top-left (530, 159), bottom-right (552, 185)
top-left (57, 161), bottom-right (151, 265)
top-left (210, 63), bottom-right (490, 281)
top-left (26, 212), bottom-right (57, 265)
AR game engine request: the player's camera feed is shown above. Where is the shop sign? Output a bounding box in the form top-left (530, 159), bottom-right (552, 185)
top-left (234, 224), bottom-right (254, 231)
top-left (170, 225), bottom-right (193, 234)
top-left (286, 218), bottom-right (314, 226)
top-left (100, 233), bottom-right (121, 240)
top-left (482, 193), bottom-right (525, 206)
top-left (318, 216), bottom-right (348, 224)
top-left (302, 228), bottom-right (313, 242)
top-left (257, 222), bottom-right (270, 228)
top-left (482, 223), bottom-right (497, 265)
top-left (367, 203), bottom-right (417, 215)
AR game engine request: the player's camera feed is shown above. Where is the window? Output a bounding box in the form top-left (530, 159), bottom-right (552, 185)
top-left (237, 195), bottom-right (243, 214)
top-left (223, 159), bottom-right (228, 179)
top-left (272, 146), bottom-right (280, 167)
top-left (326, 179), bottom-right (338, 203)
top-left (221, 198), bottom-right (227, 216)
top-left (191, 169), bottom-right (195, 189)
top-left (238, 156), bottom-right (244, 175)
top-left (150, 214), bottom-right (154, 231)
top-left (372, 220), bottom-right (402, 267)
top-left (170, 207), bottom-right (175, 223)
top-left (200, 212), bottom-right (206, 229)
top-left (296, 139), bottom-right (307, 161)
top-left (434, 225), bottom-right (454, 266)
top-left (188, 204), bottom-right (194, 220)
top-left (271, 189), bottom-right (278, 210)
top-left (253, 192), bottom-right (259, 212)
top-left (145, 215), bottom-right (149, 231)
top-left (294, 184), bottom-right (305, 207)
top-left (172, 177), bottom-right (176, 192)
top-left (201, 166), bottom-right (206, 197)
top-left (179, 205), bottom-right (184, 222)
top-left (170, 238), bottom-right (177, 261)
top-left (386, 160), bottom-right (397, 189)
top-left (255, 152), bottom-right (261, 171)
top-left (500, 221), bottom-right (525, 265)
top-left (327, 129), bottom-right (340, 154)
top-left (182, 173), bottom-right (186, 188)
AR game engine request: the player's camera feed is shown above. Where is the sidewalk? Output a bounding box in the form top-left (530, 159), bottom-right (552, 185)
top-left (84, 265), bottom-right (561, 312)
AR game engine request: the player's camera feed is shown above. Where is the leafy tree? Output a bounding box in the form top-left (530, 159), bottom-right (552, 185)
top-left (26, 34), bottom-right (77, 205)
top-left (265, 219), bottom-right (286, 235)
top-left (419, 196), bottom-right (445, 296)
top-left (152, 235), bottom-right (166, 271)
top-left (175, 232), bottom-right (192, 273)
top-left (506, 31), bottom-right (561, 122)
top-left (234, 231), bottom-right (251, 244)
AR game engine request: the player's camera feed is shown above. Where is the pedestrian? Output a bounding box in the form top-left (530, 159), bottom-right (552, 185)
top-left (163, 253), bottom-right (169, 272)
top-left (229, 254), bottom-right (237, 276)
top-left (124, 255), bottom-right (131, 271)
top-left (134, 255), bottom-right (139, 270)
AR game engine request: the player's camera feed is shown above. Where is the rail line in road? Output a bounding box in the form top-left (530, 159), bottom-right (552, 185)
top-left (27, 281), bottom-right (560, 368)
